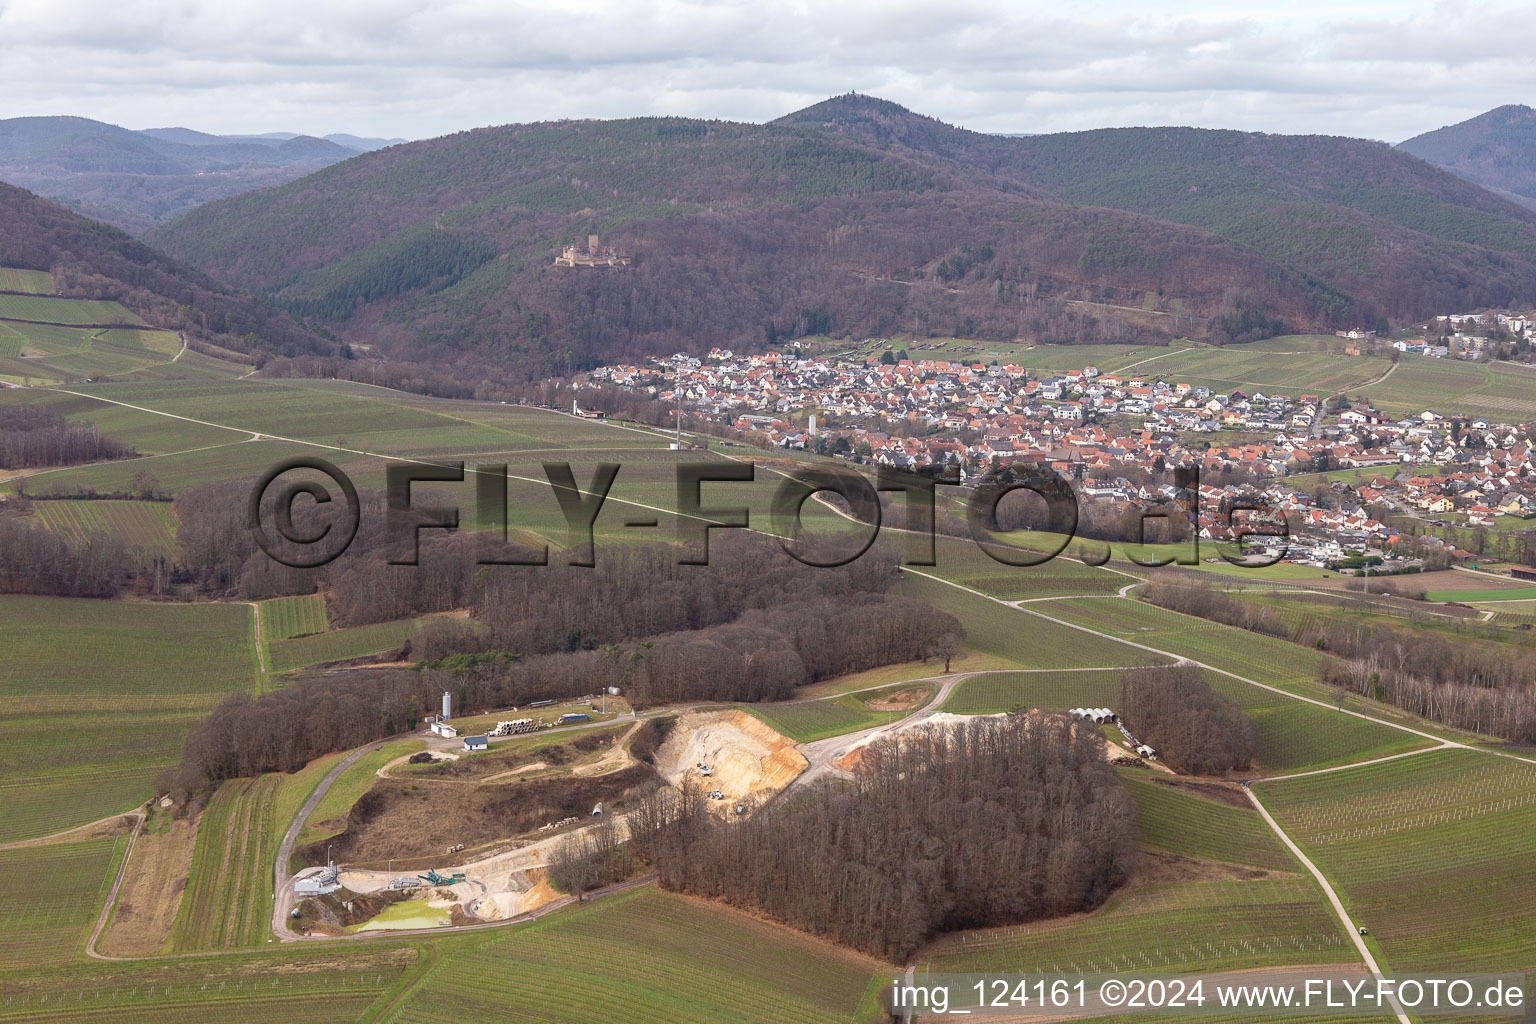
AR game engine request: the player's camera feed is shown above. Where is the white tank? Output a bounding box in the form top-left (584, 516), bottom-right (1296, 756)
top-left (442, 690), bottom-right (452, 720)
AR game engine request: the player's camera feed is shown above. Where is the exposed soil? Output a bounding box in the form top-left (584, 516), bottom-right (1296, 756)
top-left (866, 687), bottom-right (929, 711)
top-left (1146, 776), bottom-right (1251, 808)
top-left (99, 815), bottom-right (197, 956)
top-left (1134, 848), bottom-right (1288, 884)
top-left (572, 722), bottom-right (641, 777)
top-left (653, 710), bottom-right (806, 812)
top-left (399, 728), bottom-right (620, 783)
top-left (305, 763), bottom-right (660, 864)
top-left (469, 871), bottom-right (560, 921)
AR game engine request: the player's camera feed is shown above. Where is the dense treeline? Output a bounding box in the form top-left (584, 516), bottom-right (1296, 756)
top-left (173, 478), bottom-right (908, 652)
top-left (632, 714), bottom-right (1136, 960)
top-left (0, 404), bottom-right (135, 469)
top-left (1314, 620), bottom-right (1536, 742)
top-left (1118, 664), bottom-right (1258, 774)
top-left (424, 594), bottom-right (960, 708)
top-left (1140, 581), bottom-right (1289, 639)
top-left (0, 516), bottom-right (123, 596)
top-left (171, 568), bottom-right (960, 787)
top-left (1142, 579), bottom-right (1536, 743)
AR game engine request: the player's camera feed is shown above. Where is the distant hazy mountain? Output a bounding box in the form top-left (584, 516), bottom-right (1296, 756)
top-left (1398, 105), bottom-right (1536, 211)
top-left (148, 94), bottom-right (1536, 381)
top-left (323, 133), bottom-right (407, 152)
top-left (0, 116), bottom-right (397, 231)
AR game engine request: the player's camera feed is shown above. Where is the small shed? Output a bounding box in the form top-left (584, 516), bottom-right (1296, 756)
top-left (463, 735), bottom-right (489, 752)
top-left (431, 721), bottom-right (458, 738)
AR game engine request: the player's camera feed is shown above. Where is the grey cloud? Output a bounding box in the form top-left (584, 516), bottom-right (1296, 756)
top-left (0, 0), bottom-right (1530, 142)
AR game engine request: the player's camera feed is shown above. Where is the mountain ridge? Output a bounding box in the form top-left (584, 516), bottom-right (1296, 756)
top-left (0, 116), bottom-right (389, 231)
top-left (141, 95), bottom-right (1536, 381)
top-left (1398, 104), bottom-right (1536, 212)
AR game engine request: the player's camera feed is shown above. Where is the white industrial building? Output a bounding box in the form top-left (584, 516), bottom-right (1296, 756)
top-left (294, 861), bottom-right (339, 897)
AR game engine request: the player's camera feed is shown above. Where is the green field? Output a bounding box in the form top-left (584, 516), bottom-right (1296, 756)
top-left (267, 616), bottom-right (426, 673)
top-left (0, 316), bottom-right (208, 382)
top-left (1359, 357), bottom-right (1536, 422)
top-left (1260, 749), bottom-right (1536, 972)
top-left (69, 379), bottom-right (676, 460)
top-left (1039, 596), bottom-right (1331, 687)
top-left (258, 594), bottom-right (329, 642)
top-left (388, 885), bottom-right (884, 1024)
top-left (1428, 586), bottom-right (1536, 603)
top-left (168, 758), bottom-right (336, 952)
top-left (740, 696), bottom-right (884, 742)
top-left (740, 685), bottom-right (932, 743)
top-left (15, 437), bottom-right (330, 496)
top-left (1177, 559), bottom-right (1344, 582)
top-left (0, 294), bottom-right (143, 325)
top-left (924, 536), bottom-right (1128, 600)
top-left (0, 596), bottom-right (258, 842)
top-left (29, 499), bottom-right (178, 558)
top-left (0, 945), bottom-right (417, 1022)
top-left (1122, 775), bottom-right (1294, 871)
top-left (0, 324), bottom-right (196, 384)
top-left (1126, 344), bottom-right (1390, 396)
top-left (1014, 342), bottom-right (1168, 373)
top-left (918, 876), bottom-right (1354, 976)
top-left (1487, 605), bottom-right (1536, 627)
top-left (942, 669), bottom-right (1123, 714)
top-left (901, 573), bottom-right (1165, 670)
top-left (0, 836), bottom-right (123, 968)
top-left (1240, 702), bottom-right (1432, 775)
top-left (0, 387), bottom-right (249, 456)
top-left (1027, 597), bottom-right (1435, 771)
top-left (0, 596), bottom-right (255, 697)
top-left (0, 267), bottom-right (54, 293)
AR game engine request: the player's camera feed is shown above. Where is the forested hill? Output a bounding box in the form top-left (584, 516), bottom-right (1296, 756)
top-left (1398, 105), bottom-right (1536, 212)
top-left (0, 182), bottom-right (339, 363)
top-left (149, 95), bottom-right (1536, 379)
top-left (786, 96), bottom-right (1536, 314)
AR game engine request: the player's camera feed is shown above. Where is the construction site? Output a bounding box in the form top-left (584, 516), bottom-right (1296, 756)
top-left (279, 690), bottom-right (1167, 937)
top-left (280, 696), bottom-right (820, 934)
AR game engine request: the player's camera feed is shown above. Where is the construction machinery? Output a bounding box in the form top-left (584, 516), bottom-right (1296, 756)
top-left (418, 868), bottom-right (467, 886)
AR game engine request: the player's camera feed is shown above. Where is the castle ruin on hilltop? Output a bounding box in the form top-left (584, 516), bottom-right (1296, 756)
top-left (554, 233), bottom-right (632, 268)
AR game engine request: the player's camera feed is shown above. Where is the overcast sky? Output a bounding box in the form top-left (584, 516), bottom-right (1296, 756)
top-left (0, 0), bottom-right (1530, 143)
